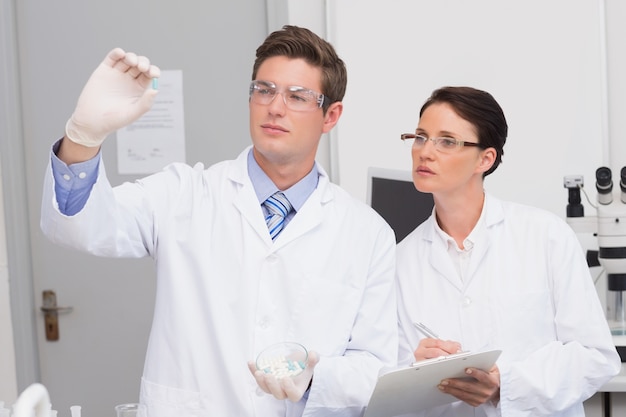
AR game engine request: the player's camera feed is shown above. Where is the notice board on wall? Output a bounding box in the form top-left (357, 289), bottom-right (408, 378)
top-left (326, 0), bottom-right (607, 218)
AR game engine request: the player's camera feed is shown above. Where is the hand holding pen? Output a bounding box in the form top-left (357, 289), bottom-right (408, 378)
top-left (412, 322), bottom-right (463, 362)
top-left (413, 322), bottom-right (441, 339)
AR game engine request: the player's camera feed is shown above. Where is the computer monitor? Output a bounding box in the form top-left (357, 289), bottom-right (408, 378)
top-left (366, 167), bottom-right (435, 243)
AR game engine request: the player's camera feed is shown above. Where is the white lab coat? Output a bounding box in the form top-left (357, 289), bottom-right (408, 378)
top-left (396, 193), bottom-right (620, 417)
top-left (41, 146), bottom-right (398, 417)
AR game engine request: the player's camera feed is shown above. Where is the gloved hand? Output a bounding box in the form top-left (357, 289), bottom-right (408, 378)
top-left (65, 47), bottom-right (161, 147)
top-left (248, 351), bottom-right (320, 402)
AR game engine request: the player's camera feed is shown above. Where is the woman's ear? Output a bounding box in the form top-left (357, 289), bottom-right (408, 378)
top-left (478, 147), bottom-right (497, 174)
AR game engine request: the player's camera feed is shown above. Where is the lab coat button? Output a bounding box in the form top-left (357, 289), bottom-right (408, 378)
top-left (258, 317), bottom-right (271, 329)
top-left (266, 254), bottom-right (278, 263)
top-left (62, 174), bottom-right (71, 181)
top-left (461, 296), bottom-right (472, 307)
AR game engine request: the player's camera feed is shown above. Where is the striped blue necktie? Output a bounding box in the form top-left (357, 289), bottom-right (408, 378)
top-left (263, 192), bottom-right (292, 240)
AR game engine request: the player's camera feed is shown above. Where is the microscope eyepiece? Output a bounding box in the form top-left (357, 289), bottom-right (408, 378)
top-left (597, 167), bottom-right (612, 187)
top-left (596, 166), bottom-right (613, 205)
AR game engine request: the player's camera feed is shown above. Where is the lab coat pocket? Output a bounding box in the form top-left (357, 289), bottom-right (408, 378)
top-left (140, 377), bottom-right (207, 417)
top-left (496, 289), bottom-right (553, 353)
top-left (293, 275), bottom-right (361, 354)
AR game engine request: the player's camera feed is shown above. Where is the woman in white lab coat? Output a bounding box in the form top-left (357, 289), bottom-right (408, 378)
top-left (396, 86), bottom-right (621, 416)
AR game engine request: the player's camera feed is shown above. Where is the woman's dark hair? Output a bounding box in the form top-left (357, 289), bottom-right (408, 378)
top-left (420, 86), bottom-right (508, 177)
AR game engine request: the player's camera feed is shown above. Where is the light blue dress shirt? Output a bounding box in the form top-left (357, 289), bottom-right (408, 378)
top-left (51, 140), bottom-right (318, 224)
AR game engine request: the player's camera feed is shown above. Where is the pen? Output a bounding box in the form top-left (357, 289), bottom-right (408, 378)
top-left (413, 322), bottom-right (440, 339)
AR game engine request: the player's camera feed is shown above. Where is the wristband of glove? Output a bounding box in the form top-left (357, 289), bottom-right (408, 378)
top-left (65, 118), bottom-right (106, 148)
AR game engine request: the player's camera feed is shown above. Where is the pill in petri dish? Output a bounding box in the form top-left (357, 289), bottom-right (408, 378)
top-left (255, 342), bottom-right (308, 379)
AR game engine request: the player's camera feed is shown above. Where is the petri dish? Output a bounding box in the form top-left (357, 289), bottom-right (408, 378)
top-left (255, 342), bottom-right (308, 379)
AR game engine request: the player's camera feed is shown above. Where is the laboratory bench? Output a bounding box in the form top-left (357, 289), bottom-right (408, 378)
top-left (584, 363), bottom-right (626, 417)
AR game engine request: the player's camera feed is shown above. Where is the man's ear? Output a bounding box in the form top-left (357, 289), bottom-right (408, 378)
top-left (322, 102), bottom-right (343, 134)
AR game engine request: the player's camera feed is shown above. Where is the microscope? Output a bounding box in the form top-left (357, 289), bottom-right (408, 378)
top-left (565, 167), bottom-right (626, 361)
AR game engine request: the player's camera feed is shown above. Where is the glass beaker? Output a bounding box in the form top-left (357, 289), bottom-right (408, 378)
top-left (115, 403), bottom-right (147, 417)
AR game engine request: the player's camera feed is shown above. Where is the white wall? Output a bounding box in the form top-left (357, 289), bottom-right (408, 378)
top-left (605, 0), bottom-right (626, 170)
top-left (285, 1), bottom-right (626, 213)
top-left (326, 0), bottom-right (611, 220)
top-left (0, 0), bottom-right (20, 406)
top-left (0, 161), bottom-right (18, 404)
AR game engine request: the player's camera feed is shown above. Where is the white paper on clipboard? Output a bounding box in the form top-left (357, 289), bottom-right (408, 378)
top-left (364, 349), bottom-right (502, 417)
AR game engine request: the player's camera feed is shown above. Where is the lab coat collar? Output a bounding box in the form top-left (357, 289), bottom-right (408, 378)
top-left (229, 146), bottom-right (333, 250)
top-left (275, 165), bottom-right (334, 248)
top-left (423, 193), bottom-right (504, 290)
top-left (463, 193), bottom-right (501, 286)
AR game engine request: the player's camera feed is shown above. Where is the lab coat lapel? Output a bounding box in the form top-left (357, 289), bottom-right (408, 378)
top-left (271, 162), bottom-right (330, 249)
top-left (228, 151), bottom-right (329, 249)
top-left (465, 194), bottom-right (502, 285)
top-left (229, 151), bottom-right (273, 244)
top-left (424, 218), bottom-right (463, 291)
top-left (233, 183), bottom-right (270, 243)
top-left (274, 183), bottom-right (327, 248)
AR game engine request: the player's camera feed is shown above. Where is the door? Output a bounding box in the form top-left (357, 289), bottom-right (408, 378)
top-left (8, 1), bottom-right (267, 415)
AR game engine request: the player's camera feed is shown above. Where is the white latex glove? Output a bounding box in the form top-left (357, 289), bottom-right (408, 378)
top-left (248, 351), bottom-right (320, 402)
top-left (65, 47), bottom-right (161, 147)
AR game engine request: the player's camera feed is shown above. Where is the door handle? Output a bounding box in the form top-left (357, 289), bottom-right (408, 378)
top-left (40, 290), bottom-right (73, 341)
top-left (40, 306), bottom-right (74, 313)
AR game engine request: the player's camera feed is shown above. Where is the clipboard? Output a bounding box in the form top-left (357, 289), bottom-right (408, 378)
top-left (364, 349), bottom-right (502, 417)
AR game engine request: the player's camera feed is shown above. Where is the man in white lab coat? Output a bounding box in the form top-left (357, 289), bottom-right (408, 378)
top-left (40, 26), bottom-right (397, 417)
top-left (396, 86), bottom-right (620, 416)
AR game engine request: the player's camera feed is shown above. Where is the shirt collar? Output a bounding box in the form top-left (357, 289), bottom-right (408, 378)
top-left (247, 148), bottom-right (319, 212)
top-left (434, 201), bottom-right (487, 252)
